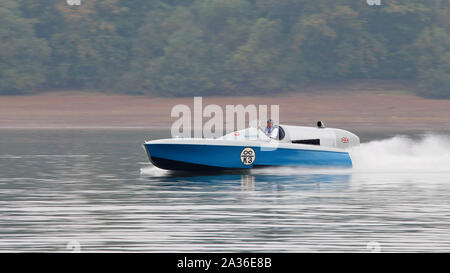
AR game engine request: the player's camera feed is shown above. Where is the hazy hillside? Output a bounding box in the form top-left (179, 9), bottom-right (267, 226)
top-left (1, 0), bottom-right (449, 98)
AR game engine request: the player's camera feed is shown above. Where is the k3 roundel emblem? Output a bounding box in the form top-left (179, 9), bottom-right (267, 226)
top-left (240, 147), bottom-right (255, 165)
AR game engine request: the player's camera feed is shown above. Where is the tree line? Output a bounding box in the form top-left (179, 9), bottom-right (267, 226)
top-left (1, 0), bottom-right (449, 98)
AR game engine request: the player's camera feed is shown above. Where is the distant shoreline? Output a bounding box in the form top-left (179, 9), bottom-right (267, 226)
top-left (1, 84), bottom-right (449, 134)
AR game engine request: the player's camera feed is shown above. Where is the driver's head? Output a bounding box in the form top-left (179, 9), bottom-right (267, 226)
top-left (267, 119), bottom-right (273, 128)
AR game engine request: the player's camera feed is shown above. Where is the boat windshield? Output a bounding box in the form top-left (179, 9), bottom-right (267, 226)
top-left (218, 127), bottom-right (271, 141)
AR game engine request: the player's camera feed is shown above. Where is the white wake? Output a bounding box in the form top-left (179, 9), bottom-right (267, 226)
top-left (350, 134), bottom-right (450, 173)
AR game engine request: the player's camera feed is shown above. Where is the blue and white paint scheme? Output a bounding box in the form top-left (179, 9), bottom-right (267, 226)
top-left (143, 124), bottom-right (360, 171)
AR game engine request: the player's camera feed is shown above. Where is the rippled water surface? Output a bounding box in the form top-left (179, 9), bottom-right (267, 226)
top-left (1, 129), bottom-right (450, 252)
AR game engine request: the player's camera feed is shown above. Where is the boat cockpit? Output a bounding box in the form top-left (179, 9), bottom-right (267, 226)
top-left (218, 122), bottom-right (359, 149)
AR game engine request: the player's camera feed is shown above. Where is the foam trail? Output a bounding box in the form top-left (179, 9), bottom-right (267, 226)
top-left (140, 164), bottom-right (169, 177)
top-left (250, 166), bottom-right (352, 175)
top-left (350, 134), bottom-right (450, 173)
top-left (253, 134), bottom-right (450, 175)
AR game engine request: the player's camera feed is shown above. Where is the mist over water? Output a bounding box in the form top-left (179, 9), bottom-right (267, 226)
top-left (1, 130), bottom-right (450, 252)
top-left (352, 134), bottom-right (450, 173)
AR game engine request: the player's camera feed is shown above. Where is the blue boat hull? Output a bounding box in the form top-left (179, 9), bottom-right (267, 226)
top-left (143, 143), bottom-right (352, 171)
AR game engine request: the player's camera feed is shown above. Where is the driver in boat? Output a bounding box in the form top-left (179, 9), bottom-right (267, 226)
top-left (265, 119), bottom-right (279, 139)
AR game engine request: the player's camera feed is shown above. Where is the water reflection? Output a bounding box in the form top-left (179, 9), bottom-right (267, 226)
top-left (142, 170), bottom-right (351, 192)
top-left (241, 175), bottom-right (255, 192)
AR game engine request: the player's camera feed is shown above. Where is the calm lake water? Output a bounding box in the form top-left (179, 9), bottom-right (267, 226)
top-left (0, 129), bottom-right (450, 252)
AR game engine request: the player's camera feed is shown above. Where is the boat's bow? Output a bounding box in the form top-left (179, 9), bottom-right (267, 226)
top-left (143, 138), bottom-right (259, 171)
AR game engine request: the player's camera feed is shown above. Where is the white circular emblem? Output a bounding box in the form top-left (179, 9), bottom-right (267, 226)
top-left (240, 147), bottom-right (255, 165)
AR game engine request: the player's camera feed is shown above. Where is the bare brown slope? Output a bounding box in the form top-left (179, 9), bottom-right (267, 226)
top-left (0, 86), bottom-right (449, 133)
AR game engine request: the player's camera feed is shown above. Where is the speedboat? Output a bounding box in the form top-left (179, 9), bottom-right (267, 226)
top-left (143, 122), bottom-right (359, 171)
